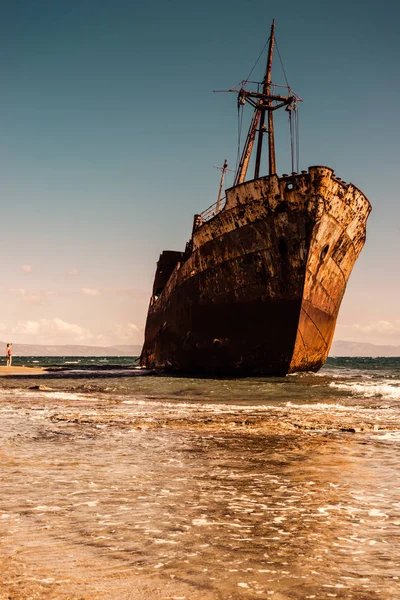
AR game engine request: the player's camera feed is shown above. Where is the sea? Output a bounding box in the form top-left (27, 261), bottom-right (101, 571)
top-left (0, 356), bottom-right (399, 599)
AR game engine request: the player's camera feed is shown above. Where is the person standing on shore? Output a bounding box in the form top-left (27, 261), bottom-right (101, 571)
top-left (6, 343), bottom-right (12, 367)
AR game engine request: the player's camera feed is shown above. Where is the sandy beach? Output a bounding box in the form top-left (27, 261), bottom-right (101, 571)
top-left (0, 362), bottom-right (399, 599)
top-left (0, 365), bottom-right (46, 376)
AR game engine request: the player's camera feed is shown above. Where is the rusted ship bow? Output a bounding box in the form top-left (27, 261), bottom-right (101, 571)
top-left (140, 22), bottom-right (371, 376)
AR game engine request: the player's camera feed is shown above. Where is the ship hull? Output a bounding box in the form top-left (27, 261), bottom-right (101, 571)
top-left (140, 167), bottom-right (370, 376)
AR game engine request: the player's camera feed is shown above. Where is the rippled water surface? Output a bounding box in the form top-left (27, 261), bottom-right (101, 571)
top-left (0, 357), bottom-right (399, 599)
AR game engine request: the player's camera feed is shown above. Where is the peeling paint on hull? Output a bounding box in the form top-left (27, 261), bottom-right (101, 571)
top-left (140, 167), bottom-right (371, 376)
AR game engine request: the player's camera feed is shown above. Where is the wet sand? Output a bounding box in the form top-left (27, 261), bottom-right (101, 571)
top-left (0, 365), bottom-right (46, 376)
top-left (0, 385), bottom-right (399, 599)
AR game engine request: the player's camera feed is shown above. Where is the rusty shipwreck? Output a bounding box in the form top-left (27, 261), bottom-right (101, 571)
top-left (140, 21), bottom-right (371, 376)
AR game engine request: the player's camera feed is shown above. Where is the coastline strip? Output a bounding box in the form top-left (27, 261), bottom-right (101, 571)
top-left (0, 366), bottom-right (46, 376)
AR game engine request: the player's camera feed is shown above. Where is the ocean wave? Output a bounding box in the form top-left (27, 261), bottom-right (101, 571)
top-left (120, 399), bottom-right (360, 414)
top-left (8, 389), bottom-right (91, 402)
top-left (44, 391), bottom-right (89, 400)
top-left (373, 431), bottom-right (400, 440)
top-left (329, 381), bottom-right (400, 399)
top-left (284, 401), bottom-right (360, 411)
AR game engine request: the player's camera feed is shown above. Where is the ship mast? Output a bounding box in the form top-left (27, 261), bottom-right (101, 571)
top-left (231, 21), bottom-right (300, 186)
top-left (254, 20), bottom-right (275, 178)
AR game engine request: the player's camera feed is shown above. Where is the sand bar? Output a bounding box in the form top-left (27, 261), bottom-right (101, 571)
top-left (0, 365), bottom-right (46, 376)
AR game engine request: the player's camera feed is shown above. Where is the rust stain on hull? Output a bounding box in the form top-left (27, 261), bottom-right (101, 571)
top-left (140, 167), bottom-right (371, 376)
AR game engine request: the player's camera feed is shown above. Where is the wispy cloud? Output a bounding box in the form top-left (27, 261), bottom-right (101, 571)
top-left (0, 319), bottom-right (145, 346)
top-left (8, 288), bottom-right (57, 305)
top-left (3, 286), bottom-right (147, 303)
top-left (0, 318), bottom-right (94, 344)
top-left (67, 269), bottom-right (79, 276)
top-left (113, 322), bottom-right (143, 343)
top-left (21, 264), bottom-right (33, 273)
top-left (336, 320), bottom-right (400, 344)
top-left (80, 287), bottom-right (148, 298)
top-left (103, 288), bottom-right (148, 298)
top-left (81, 288), bottom-right (101, 296)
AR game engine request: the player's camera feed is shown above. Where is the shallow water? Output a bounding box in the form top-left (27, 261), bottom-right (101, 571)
top-left (0, 358), bottom-right (399, 599)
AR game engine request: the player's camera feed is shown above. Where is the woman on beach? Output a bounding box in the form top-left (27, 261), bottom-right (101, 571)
top-left (6, 343), bottom-right (12, 367)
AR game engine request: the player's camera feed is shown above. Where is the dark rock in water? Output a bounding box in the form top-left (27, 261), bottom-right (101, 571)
top-left (29, 385), bottom-right (53, 391)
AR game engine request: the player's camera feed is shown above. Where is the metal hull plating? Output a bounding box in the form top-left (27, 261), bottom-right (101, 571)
top-left (140, 167), bottom-right (371, 376)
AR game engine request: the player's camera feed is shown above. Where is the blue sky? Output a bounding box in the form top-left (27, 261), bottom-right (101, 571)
top-left (0, 0), bottom-right (399, 346)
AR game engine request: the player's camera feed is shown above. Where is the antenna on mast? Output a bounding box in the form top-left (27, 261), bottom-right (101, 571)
top-left (214, 159), bottom-right (233, 214)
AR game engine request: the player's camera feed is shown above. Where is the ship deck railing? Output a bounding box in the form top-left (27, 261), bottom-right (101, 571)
top-left (199, 196), bottom-right (226, 224)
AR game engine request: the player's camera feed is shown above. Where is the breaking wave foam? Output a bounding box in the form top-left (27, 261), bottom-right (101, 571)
top-left (329, 381), bottom-right (400, 399)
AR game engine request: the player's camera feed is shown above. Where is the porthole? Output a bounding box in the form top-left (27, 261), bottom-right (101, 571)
top-left (278, 238), bottom-right (288, 256)
top-left (286, 182), bottom-right (294, 190)
top-left (320, 245), bottom-right (329, 260)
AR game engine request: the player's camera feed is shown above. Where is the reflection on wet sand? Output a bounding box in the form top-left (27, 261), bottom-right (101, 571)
top-left (0, 389), bottom-right (399, 599)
